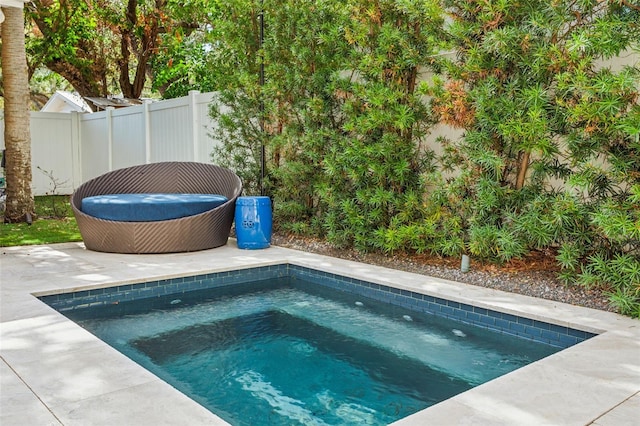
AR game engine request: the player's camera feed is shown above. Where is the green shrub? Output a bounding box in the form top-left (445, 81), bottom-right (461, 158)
top-left (209, 0), bottom-right (640, 317)
top-left (428, 0), bottom-right (640, 316)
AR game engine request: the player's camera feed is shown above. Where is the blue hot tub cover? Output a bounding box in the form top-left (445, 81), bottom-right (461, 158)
top-left (81, 193), bottom-right (229, 222)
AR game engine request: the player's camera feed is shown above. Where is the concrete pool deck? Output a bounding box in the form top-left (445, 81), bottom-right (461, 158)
top-left (1, 241), bottom-right (638, 425)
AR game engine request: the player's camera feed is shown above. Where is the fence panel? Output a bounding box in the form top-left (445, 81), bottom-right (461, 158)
top-left (79, 111), bottom-right (111, 183)
top-left (195, 91), bottom-right (219, 163)
top-left (29, 112), bottom-right (77, 195)
top-left (1, 112), bottom-right (78, 195)
top-left (2, 92), bottom-right (222, 195)
top-left (149, 97), bottom-right (194, 163)
top-left (111, 105), bottom-right (147, 170)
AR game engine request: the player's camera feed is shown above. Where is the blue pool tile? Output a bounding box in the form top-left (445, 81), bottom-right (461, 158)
top-left (525, 326), bottom-right (542, 338)
top-left (479, 315), bottom-right (496, 326)
top-left (434, 297), bottom-right (448, 307)
top-left (424, 302), bottom-right (439, 313)
top-left (518, 317), bottom-right (534, 326)
top-left (494, 318), bottom-right (511, 330)
top-left (444, 299), bottom-right (458, 308)
top-left (464, 312), bottom-right (481, 323)
top-left (38, 263), bottom-right (595, 348)
top-left (533, 320), bottom-right (551, 330)
top-left (558, 333), bottom-right (579, 347)
top-left (422, 294), bottom-right (435, 303)
top-left (440, 305), bottom-right (455, 316)
top-left (73, 290), bottom-right (91, 299)
top-left (502, 313), bottom-right (519, 323)
top-left (541, 329), bottom-right (560, 342)
top-left (460, 303), bottom-right (474, 312)
top-left (474, 307), bottom-right (488, 316)
top-left (549, 323), bottom-right (569, 335)
top-left (164, 284), bottom-right (179, 295)
top-left (509, 322), bottom-right (527, 334)
top-left (568, 328), bottom-right (589, 339)
top-left (488, 310), bottom-right (503, 319)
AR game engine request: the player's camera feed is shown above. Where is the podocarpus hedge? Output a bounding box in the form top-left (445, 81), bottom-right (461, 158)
top-left (208, 0), bottom-right (640, 317)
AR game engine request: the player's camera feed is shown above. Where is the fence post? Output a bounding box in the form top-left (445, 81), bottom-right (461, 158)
top-left (70, 111), bottom-right (82, 189)
top-left (106, 107), bottom-right (114, 171)
top-left (144, 100), bottom-right (152, 164)
top-left (188, 90), bottom-right (200, 162)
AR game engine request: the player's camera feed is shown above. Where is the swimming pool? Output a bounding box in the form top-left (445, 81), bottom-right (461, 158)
top-left (5, 244), bottom-right (638, 425)
top-left (39, 264), bottom-right (594, 425)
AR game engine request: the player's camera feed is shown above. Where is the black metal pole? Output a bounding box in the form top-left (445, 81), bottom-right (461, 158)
top-left (259, 1), bottom-right (266, 196)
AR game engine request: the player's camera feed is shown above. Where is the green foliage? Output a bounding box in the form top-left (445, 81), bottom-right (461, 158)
top-left (318, 0), bottom-right (444, 250)
top-left (151, 28), bottom-right (218, 98)
top-left (26, 0), bottom-right (213, 99)
top-left (26, 0), bottom-right (108, 95)
top-left (264, 0), bottom-right (350, 232)
top-left (428, 0), bottom-right (640, 315)
top-left (208, 0), bottom-right (640, 317)
top-left (209, 0), bottom-right (347, 207)
top-left (210, 89), bottom-right (265, 194)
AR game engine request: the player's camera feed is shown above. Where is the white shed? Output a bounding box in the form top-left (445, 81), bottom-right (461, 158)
top-left (41, 90), bottom-right (93, 113)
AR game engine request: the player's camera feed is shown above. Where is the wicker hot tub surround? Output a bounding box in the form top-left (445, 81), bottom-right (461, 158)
top-left (71, 162), bottom-right (243, 254)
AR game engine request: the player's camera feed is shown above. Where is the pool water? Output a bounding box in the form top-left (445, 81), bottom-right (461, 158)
top-left (67, 278), bottom-right (559, 425)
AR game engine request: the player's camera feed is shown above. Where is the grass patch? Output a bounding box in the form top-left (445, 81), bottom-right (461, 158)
top-left (1, 195), bottom-right (82, 247)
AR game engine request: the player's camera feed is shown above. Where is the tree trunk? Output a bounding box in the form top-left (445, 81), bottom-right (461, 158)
top-left (1, 6), bottom-right (35, 223)
top-left (516, 151), bottom-right (530, 190)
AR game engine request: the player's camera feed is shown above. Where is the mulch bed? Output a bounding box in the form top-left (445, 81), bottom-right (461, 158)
top-left (271, 232), bottom-right (616, 313)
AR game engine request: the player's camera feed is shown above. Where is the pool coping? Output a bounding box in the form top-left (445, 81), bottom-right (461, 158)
top-left (1, 241), bottom-right (639, 425)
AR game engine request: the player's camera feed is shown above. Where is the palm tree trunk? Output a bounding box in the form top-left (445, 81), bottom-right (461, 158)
top-left (1, 5), bottom-right (35, 223)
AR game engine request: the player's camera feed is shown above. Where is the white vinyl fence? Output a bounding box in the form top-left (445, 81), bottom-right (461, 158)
top-left (0, 91), bottom-right (223, 195)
